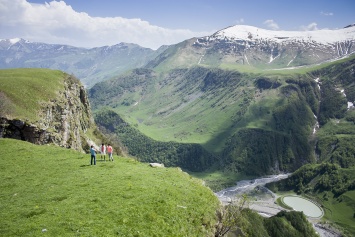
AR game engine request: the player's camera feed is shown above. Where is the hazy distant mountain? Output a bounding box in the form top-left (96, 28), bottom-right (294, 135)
top-left (0, 38), bottom-right (167, 87)
top-left (146, 24), bottom-right (355, 70)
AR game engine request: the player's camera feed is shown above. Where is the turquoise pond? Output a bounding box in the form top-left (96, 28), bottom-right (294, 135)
top-left (282, 196), bottom-right (323, 218)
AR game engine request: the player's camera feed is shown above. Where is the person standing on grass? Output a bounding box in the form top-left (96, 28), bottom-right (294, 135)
top-left (100, 143), bottom-right (106, 161)
top-left (90, 145), bottom-right (96, 165)
top-left (107, 144), bottom-right (113, 161)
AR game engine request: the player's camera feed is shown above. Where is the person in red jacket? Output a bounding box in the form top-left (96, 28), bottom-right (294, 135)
top-left (107, 144), bottom-right (114, 161)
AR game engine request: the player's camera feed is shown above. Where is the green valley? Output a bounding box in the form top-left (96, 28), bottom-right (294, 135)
top-left (1, 23), bottom-right (355, 236)
top-left (88, 55), bottom-right (355, 236)
top-left (0, 67), bottom-right (325, 237)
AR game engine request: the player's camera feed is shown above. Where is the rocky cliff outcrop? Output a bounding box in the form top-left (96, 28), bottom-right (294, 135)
top-left (0, 75), bottom-right (94, 152)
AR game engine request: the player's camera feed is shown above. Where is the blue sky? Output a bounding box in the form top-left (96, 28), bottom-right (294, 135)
top-left (1, 0), bottom-right (354, 49)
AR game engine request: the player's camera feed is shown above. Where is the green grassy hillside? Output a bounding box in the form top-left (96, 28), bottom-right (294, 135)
top-left (88, 56), bottom-right (355, 177)
top-left (260, 56), bottom-right (355, 236)
top-left (0, 138), bottom-right (220, 237)
top-left (0, 68), bottom-right (112, 153)
top-left (89, 66), bottom-right (317, 175)
top-left (0, 68), bottom-right (66, 121)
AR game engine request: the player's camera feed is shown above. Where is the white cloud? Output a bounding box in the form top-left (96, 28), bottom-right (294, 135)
top-left (0, 0), bottom-right (212, 49)
top-left (263, 19), bottom-right (280, 30)
top-left (300, 22), bottom-right (319, 31)
top-left (320, 11), bottom-right (334, 16)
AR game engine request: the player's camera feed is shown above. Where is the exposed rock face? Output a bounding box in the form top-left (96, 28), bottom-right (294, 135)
top-left (0, 75), bottom-right (94, 152)
top-left (0, 118), bottom-right (51, 144)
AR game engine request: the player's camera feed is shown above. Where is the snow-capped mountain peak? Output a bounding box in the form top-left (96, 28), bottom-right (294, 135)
top-left (0, 38), bottom-right (28, 44)
top-left (0, 38), bottom-right (31, 49)
top-left (191, 24), bottom-right (355, 69)
top-left (209, 25), bottom-right (355, 45)
top-left (9, 38), bottom-right (22, 44)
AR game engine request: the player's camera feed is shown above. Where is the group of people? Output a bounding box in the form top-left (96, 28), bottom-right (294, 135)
top-left (90, 143), bottom-right (114, 165)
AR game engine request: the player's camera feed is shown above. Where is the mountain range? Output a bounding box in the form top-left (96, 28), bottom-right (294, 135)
top-left (147, 24), bottom-right (355, 71)
top-left (1, 24), bottom-right (354, 87)
top-left (86, 25), bottom-right (355, 169)
top-left (1, 24), bottom-right (355, 235)
top-left (0, 38), bottom-right (167, 88)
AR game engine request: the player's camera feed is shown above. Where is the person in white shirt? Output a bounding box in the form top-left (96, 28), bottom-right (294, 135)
top-left (100, 143), bottom-right (106, 161)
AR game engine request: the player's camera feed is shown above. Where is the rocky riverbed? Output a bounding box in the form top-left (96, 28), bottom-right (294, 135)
top-left (215, 174), bottom-right (342, 237)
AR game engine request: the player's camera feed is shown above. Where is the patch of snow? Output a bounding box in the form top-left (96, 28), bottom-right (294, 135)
top-left (314, 78), bottom-right (321, 90)
top-left (198, 54), bottom-right (204, 64)
top-left (340, 89), bottom-right (346, 97)
top-left (268, 50), bottom-right (280, 64)
top-left (339, 90), bottom-right (353, 110)
top-left (287, 55), bottom-right (297, 66)
top-left (244, 54), bottom-right (250, 65)
top-left (9, 38), bottom-right (21, 44)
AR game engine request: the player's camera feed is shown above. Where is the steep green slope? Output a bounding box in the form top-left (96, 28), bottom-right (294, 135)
top-left (0, 138), bottom-right (220, 237)
top-left (88, 56), bottom-right (355, 177)
top-left (264, 57), bottom-right (355, 236)
top-left (89, 66), bottom-right (317, 174)
top-left (263, 56), bottom-right (355, 235)
top-left (0, 68), bottom-right (65, 121)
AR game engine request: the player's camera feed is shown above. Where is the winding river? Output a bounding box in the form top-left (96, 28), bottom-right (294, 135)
top-left (215, 174), bottom-right (290, 204)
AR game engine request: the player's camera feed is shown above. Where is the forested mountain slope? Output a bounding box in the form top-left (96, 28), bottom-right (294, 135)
top-left (266, 58), bottom-right (355, 236)
top-left (88, 55), bottom-right (355, 176)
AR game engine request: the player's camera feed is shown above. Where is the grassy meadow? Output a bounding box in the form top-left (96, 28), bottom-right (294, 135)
top-left (0, 138), bottom-right (220, 237)
top-left (0, 68), bottom-right (66, 121)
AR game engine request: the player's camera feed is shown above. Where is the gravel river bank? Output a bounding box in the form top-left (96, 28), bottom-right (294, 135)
top-left (214, 174), bottom-right (342, 237)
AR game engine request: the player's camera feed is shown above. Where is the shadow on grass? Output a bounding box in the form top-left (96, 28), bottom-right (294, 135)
top-left (80, 164), bottom-right (92, 167)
